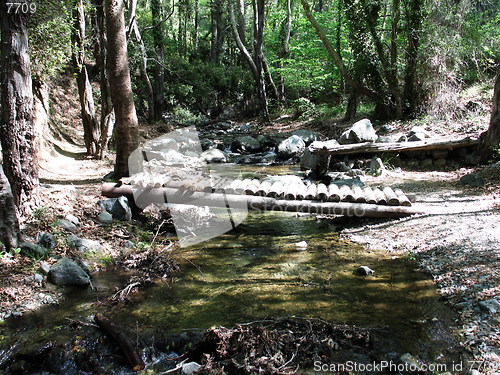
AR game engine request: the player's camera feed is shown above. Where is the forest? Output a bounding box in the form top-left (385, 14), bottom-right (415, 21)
top-left (0, 0), bottom-right (500, 374)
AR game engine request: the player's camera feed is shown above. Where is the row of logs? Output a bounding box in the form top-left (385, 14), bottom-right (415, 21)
top-left (123, 176), bottom-right (411, 206)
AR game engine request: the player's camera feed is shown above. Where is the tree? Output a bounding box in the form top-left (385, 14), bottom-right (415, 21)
top-left (72, 0), bottom-right (101, 157)
top-left (480, 69), bottom-right (500, 163)
top-left (151, 0), bottom-right (165, 121)
top-left (0, 0), bottom-right (39, 210)
top-left (105, 0), bottom-right (139, 178)
top-left (0, 166), bottom-right (20, 251)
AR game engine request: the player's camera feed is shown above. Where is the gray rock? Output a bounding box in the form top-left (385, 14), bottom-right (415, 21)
top-left (300, 140), bottom-right (340, 170)
top-left (376, 135), bottom-right (394, 143)
top-left (67, 235), bottom-right (103, 253)
top-left (408, 132), bottom-right (426, 142)
top-left (47, 257), bottom-right (91, 287)
top-left (332, 162), bottom-right (351, 172)
top-left (256, 134), bottom-right (276, 149)
top-left (200, 138), bottom-right (215, 151)
top-left (398, 135), bottom-right (408, 142)
top-left (379, 124), bottom-right (395, 133)
top-left (421, 158), bottom-right (433, 168)
top-left (230, 136), bottom-right (262, 154)
top-left (98, 196), bottom-right (132, 221)
top-left (408, 126), bottom-right (430, 138)
top-left (478, 299), bottom-right (500, 314)
top-left (182, 362), bottom-right (202, 375)
top-left (19, 242), bottom-right (49, 258)
top-left (239, 123), bottom-right (252, 132)
top-left (201, 148), bottom-right (227, 163)
top-left (64, 214), bottom-right (80, 225)
top-left (124, 240), bottom-right (135, 249)
top-left (39, 261), bottom-right (51, 275)
top-left (292, 130), bottom-right (320, 145)
top-left (34, 273), bottom-right (44, 284)
top-left (369, 157), bottom-right (384, 175)
top-left (97, 211), bottom-right (113, 224)
top-left (434, 158), bottom-right (447, 167)
top-left (56, 219), bottom-right (78, 233)
top-left (398, 353), bottom-right (422, 371)
top-left (357, 266), bottom-right (374, 276)
top-left (338, 119), bottom-right (377, 144)
top-left (37, 233), bottom-right (56, 250)
top-left (458, 173), bottom-right (484, 187)
top-left (277, 135), bottom-right (306, 159)
top-left (147, 137), bottom-right (178, 152)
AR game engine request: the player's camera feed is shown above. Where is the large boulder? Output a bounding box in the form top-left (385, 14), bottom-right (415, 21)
top-left (230, 136), bottom-right (262, 154)
top-left (19, 242), bottom-right (49, 258)
top-left (98, 196), bottom-right (132, 221)
top-left (291, 130), bottom-right (320, 146)
top-left (338, 119), bottom-right (377, 144)
top-left (47, 257), bottom-right (91, 287)
top-left (67, 235), bottom-right (104, 253)
top-left (277, 135), bottom-right (306, 159)
top-left (300, 140), bottom-right (339, 170)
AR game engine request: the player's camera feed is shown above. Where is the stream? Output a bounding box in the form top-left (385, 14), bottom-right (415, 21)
top-left (0, 166), bottom-right (466, 374)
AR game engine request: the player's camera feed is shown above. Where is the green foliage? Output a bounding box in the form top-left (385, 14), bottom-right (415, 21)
top-left (28, 0), bottom-right (72, 80)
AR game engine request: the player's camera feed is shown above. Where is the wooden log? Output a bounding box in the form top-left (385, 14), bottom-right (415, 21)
top-left (373, 188), bottom-right (387, 205)
top-left (305, 184), bottom-right (317, 200)
top-left (383, 187), bottom-right (400, 206)
top-left (339, 185), bottom-right (355, 202)
top-left (352, 185), bottom-right (366, 203)
top-left (256, 180), bottom-right (272, 196)
top-left (296, 183), bottom-right (307, 200)
top-left (285, 183), bottom-right (299, 200)
top-left (101, 183), bottom-right (423, 218)
top-left (245, 179), bottom-right (261, 195)
top-left (214, 178), bottom-right (232, 193)
top-left (94, 313), bottom-right (145, 371)
top-left (316, 183), bottom-right (328, 201)
top-left (394, 188), bottom-right (412, 207)
top-left (235, 179), bottom-right (252, 194)
top-left (226, 179), bottom-right (244, 194)
top-left (309, 136), bottom-right (479, 156)
top-left (268, 181), bottom-right (285, 198)
top-left (363, 187), bottom-right (377, 204)
top-left (327, 184), bottom-right (341, 202)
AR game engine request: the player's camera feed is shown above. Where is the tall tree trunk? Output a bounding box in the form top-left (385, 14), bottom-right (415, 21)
top-left (277, 0), bottom-right (292, 102)
top-left (479, 69), bottom-right (500, 163)
top-left (151, 0), bottom-right (165, 121)
top-left (105, 0), bottom-right (139, 178)
top-left (72, 0), bottom-right (101, 157)
top-left (0, 0), bottom-right (39, 210)
top-left (0, 166), bottom-right (20, 251)
top-left (402, 0), bottom-right (423, 117)
top-left (210, 0), bottom-right (223, 63)
top-left (93, 0), bottom-right (115, 159)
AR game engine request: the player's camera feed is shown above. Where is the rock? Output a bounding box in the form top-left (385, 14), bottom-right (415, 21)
top-left (98, 196), bottom-right (132, 221)
top-left (376, 135), bottom-right (394, 143)
top-left (407, 159), bottom-right (420, 168)
top-left (34, 273), bottom-right (44, 284)
top-left (421, 158), bottom-right (433, 168)
top-left (55, 219), bottom-right (78, 233)
top-left (398, 135), bottom-right (408, 142)
top-left (37, 233), bottom-right (56, 250)
top-left (124, 240), bottom-right (135, 249)
top-left (398, 353), bottom-right (422, 371)
top-left (369, 157), bottom-right (385, 176)
top-left (201, 148), bottom-right (227, 163)
top-left (408, 126), bottom-right (430, 138)
top-left (200, 138), bottom-right (215, 151)
top-left (292, 130), bottom-right (320, 145)
top-left (379, 124), bottom-right (395, 133)
top-left (408, 132), bottom-right (426, 142)
top-left (357, 266), bottom-right (374, 276)
top-left (458, 173), bottom-right (484, 187)
top-left (182, 362), bottom-right (201, 375)
top-left (338, 119), bottom-right (377, 144)
top-left (39, 261), bottom-right (51, 275)
top-left (67, 235), bottom-right (103, 253)
top-left (332, 161), bottom-right (351, 172)
top-left (19, 242), bottom-right (49, 258)
top-left (47, 257), bottom-right (91, 287)
top-left (256, 134), bottom-right (276, 149)
top-left (147, 137), bottom-right (178, 152)
top-left (239, 123), bottom-right (252, 132)
top-left (277, 135), bottom-right (306, 159)
top-left (97, 211), bottom-right (113, 224)
top-left (434, 158), bottom-right (447, 167)
top-left (478, 299), bottom-right (500, 314)
top-left (300, 140), bottom-right (340, 170)
top-left (230, 136), bottom-right (262, 154)
top-left (295, 241), bottom-right (308, 250)
top-left (64, 214), bottom-right (80, 225)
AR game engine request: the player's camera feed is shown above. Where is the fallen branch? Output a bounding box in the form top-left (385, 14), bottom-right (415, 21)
top-left (94, 313), bottom-right (145, 371)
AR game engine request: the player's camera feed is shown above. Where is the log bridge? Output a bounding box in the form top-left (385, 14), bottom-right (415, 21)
top-left (102, 176), bottom-right (423, 218)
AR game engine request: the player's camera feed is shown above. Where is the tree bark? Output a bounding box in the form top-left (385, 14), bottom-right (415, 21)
top-left (277, 0), bottom-right (292, 102)
top-left (105, 0), bottom-right (139, 178)
top-left (0, 0), bottom-right (39, 210)
top-left (92, 0), bottom-right (115, 159)
top-left (151, 0), bottom-right (165, 121)
top-left (0, 166), bottom-right (20, 251)
top-left (72, 0), bottom-right (101, 157)
top-left (479, 70), bottom-right (500, 163)
top-left (210, 0), bottom-right (223, 63)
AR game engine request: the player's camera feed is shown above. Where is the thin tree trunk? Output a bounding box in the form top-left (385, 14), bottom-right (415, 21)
top-left (210, 0), bottom-right (222, 63)
top-left (0, 166), bottom-right (20, 251)
top-left (93, 0), bottom-right (115, 158)
top-left (0, 0), bottom-right (39, 210)
top-left (72, 0), bottom-right (101, 157)
top-left (277, 0), bottom-right (292, 101)
top-left (263, 56), bottom-right (279, 100)
top-left (480, 69), bottom-right (500, 163)
top-left (151, 0), bottom-right (165, 121)
top-left (105, 0), bottom-right (139, 178)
